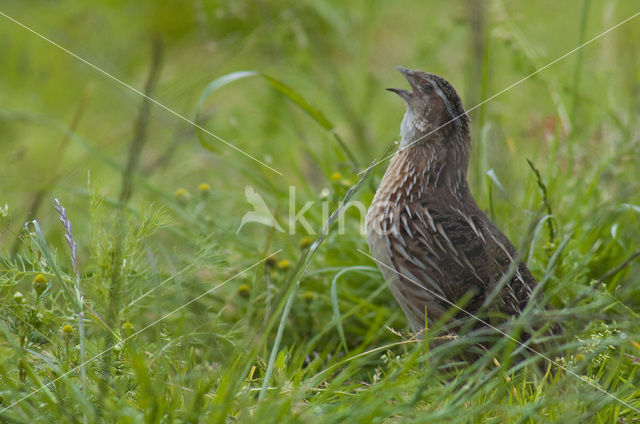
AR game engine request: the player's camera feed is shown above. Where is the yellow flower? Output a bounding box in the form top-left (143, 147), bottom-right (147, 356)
top-left (330, 172), bottom-right (342, 182)
top-left (33, 274), bottom-right (47, 297)
top-left (277, 260), bottom-right (291, 271)
top-left (198, 183), bottom-right (211, 197)
top-left (121, 322), bottom-right (135, 338)
top-left (175, 188), bottom-right (191, 204)
top-left (238, 284), bottom-right (251, 298)
top-left (61, 324), bottom-right (74, 342)
top-left (299, 237), bottom-right (313, 250)
top-left (303, 291), bottom-right (315, 303)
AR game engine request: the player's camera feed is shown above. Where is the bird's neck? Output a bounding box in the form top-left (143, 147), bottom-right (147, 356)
top-left (397, 133), bottom-right (471, 200)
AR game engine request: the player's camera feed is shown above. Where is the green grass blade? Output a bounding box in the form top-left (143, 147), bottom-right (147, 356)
top-left (195, 71), bottom-right (359, 167)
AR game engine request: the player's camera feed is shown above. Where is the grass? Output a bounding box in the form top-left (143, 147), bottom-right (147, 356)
top-left (1, 0), bottom-right (640, 422)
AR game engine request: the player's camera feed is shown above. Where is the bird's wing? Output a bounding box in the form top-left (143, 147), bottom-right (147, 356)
top-left (387, 203), bottom-right (533, 322)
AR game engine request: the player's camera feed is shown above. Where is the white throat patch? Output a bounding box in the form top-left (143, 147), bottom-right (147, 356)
top-left (400, 108), bottom-right (429, 148)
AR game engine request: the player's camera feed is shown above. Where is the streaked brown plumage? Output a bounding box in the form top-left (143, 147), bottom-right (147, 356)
top-left (366, 68), bottom-right (536, 334)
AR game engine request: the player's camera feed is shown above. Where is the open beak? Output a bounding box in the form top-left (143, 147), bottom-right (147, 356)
top-left (386, 67), bottom-right (418, 100)
top-left (386, 87), bottom-right (411, 98)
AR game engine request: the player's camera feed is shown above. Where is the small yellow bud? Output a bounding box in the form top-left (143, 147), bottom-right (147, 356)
top-left (575, 353), bottom-right (586, 362)
top-left (61, 324), bottom-right (74, 343)
top-left (33, 274), bottom-right (47, 297)
top-left (303, 291), bottom-right (315, 303)
top-left (330, 172), bottom-right (342, 182)
top-left (175, 188), bottom-right (191, 205)
top-left (13, 291), bottom-right (24, 304)
top-left (121, 322), bottom-right (135, 338)
top-left (299, 237), bottom-right (313, 250)
top-left (340, 179), bottom-right (352, 188)
top-left (198, 183), bottom-right (211, 197)
top-left (277, 260), bottom-right (291, 271)
top-left (238, 284), bottom-right (251, 298)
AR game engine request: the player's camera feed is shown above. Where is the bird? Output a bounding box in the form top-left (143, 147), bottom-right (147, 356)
top-left (366, 67), bottom-right (538, 335)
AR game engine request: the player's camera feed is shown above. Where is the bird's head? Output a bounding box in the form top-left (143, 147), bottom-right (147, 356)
top-left (387, 67), bottom-right (470, 147)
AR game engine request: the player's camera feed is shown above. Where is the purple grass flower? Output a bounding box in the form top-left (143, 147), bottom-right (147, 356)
top-left (54, 198), bottom-right (78, 275)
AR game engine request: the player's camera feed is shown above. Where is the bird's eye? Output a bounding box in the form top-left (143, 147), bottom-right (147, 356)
top-left (422, 82), bottom-right (434, 92)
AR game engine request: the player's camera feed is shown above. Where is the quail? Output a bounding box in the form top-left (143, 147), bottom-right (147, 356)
top-left (366, 67), bottom-right (537, 334)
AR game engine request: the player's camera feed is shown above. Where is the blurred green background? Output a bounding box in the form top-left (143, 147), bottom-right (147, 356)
top-left (1, 1), bottom-right (640, 422)
top-left (1, 0), bottom-right (638, 222)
